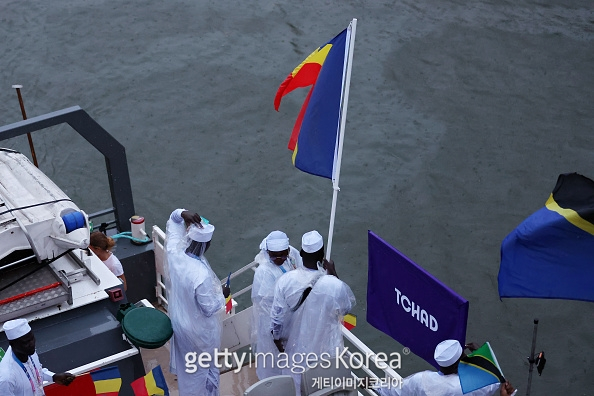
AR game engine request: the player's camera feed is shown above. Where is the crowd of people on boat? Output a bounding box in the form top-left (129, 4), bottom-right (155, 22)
top-left (163, 208), bottom-right (516, 396)
top-left (164, 208), bottom-right (355, 396)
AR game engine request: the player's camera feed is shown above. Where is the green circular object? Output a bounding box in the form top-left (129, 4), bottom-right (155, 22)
top-left (121, 307), bottom-right (173, 349)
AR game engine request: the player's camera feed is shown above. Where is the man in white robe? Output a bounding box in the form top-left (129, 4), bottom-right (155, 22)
top-left (270, 231), bottom-right (330, 353)
top-left (0, 318), bottom-right (74, 396)
top-left (285, 275), bottom-right (356, 395)
top-left (165, 209), bottom-right (227, 396)
top-left (251, 230), bottom-right (302, 380)
top-left (372, 340), bottom-right (516, 396)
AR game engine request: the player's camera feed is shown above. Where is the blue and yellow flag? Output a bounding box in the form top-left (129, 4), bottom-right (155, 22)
top-left (498, 173), bottom-right (594, 302)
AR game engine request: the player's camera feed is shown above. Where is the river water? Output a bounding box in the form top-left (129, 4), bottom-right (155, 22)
top-left (1, 1), bottom-right (593, 394)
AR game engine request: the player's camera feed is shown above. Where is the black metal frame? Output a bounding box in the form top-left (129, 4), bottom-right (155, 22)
top-left (0, 106), bottom-right (134, 232)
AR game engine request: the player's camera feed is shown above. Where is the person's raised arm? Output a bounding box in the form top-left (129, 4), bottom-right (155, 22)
top-left (323, 258), bottom-right (338, 278)
top-left (166, 209), bottom-right (202, 251)
top-left (181, 210), bottom-right (203, 227)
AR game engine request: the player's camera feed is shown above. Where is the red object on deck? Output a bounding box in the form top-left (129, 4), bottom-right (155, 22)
top-left (0, 282), bottom-right (61, 306)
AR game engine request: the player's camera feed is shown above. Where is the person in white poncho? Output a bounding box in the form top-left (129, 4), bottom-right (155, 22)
top-left (165, 209), bottom-right (229, 396)
top-left (370, 339), bottom-right (516, 396)
top-left (284, 274), bottom-right (356, 395)
top-left (251, 230), bottom-right (302, 380)
top-left (270, 231), bottom-right (331, 354)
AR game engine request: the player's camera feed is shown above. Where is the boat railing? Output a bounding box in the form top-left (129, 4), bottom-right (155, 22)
top-left (152, 225), bottom-right (168, 309)
top-left (152, 225), bottom-right (402, 395)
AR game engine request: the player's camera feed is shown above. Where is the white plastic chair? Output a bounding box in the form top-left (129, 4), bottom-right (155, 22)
top-left (301, 365), bottom-right (358, 396)
top-left (243, 375), bottom-right (295, 396)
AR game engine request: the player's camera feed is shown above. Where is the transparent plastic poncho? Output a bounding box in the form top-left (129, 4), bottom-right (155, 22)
top-left (164, 209), bottom-right (224, 395)
top-left (286, 275), bottom-right (356, 358)
top-left (250, 245), bottom-right (302, 379)
top-left (270, 266), bottom-right (325, 341)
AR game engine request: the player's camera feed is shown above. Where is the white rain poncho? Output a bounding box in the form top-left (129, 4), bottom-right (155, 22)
top-left (251, 231), bottom-right (302, 380)
top-left (283, 275), bottom-right (356, 395)
top-left (374, 371), bottom-right (501, 396)
top-left (165, 209), bottom-right (224, 396)
top-left (270, 265), bottom-right (325, 344)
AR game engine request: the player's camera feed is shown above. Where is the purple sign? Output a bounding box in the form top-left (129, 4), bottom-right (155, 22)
top-left (367, 231), bottom-right (469, 369)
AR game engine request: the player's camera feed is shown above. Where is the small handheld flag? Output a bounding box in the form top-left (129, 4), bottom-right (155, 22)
top-left (225, 272), bottom-right (232, 314)
top-left (91, 366), bottom-right (122, 396)
top-left (458, 342), bottom-right (505, 394)
top-left (131, 365), bottom-right (169, 396)
top-left (342, 313), bottom-right (357, 330)
top-left (45, 366), bottom-right (121, 396)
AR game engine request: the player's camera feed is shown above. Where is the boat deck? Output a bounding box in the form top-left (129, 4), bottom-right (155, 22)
top-left (140, 339), bottom-right (259, 396)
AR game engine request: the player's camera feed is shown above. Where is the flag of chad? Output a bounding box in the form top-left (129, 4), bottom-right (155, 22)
top-left (274, 28), bottom-right (348, 179)
top-left (131, 365), bottom-right (169, 396)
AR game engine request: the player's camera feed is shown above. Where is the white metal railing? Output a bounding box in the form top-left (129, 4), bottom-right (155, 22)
top-left (43, 333), bottom-right (139, 387)
top-left (152, 225), bottom-right (168, 309)
top-left (42, 300), bottom-right (157, 389)
top-left (342, 326), bottom-right (403, 395)
top-left (151, 225), bottom-right (402, 395)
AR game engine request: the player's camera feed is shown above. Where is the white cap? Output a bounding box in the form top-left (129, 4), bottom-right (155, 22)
top-left (302, 230), bottom-right (323, 253)
top-left (434, 339), bottom-right (463, 367)
top-left (3, 318), bottom-right (31, 340)
top-left (259, 231), bottom-right (290, 252)
top-left (188, 223), bottom-right (215, 242)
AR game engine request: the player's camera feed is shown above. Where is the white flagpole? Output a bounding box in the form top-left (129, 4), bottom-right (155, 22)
top-left (326, 18), bottom-right (357, 260)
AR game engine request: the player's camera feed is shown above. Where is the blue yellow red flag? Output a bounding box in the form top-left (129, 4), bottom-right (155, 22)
top-left (225, 272), bottom-right (232, 314)
top-left (275, 28), bottom-right (348, 179)
top-left (131, 365), bottom-right (169, 396)
top-left (90, 366), bottom-right (122, 396)
top-left (342, 313), bottom-right (356, 330)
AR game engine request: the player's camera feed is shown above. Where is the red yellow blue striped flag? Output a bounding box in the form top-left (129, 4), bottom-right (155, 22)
top-left (343, 313), bottom-right (356, 330)
top-left (225, 294), bottom-right (232, 314)
top-left (274, 27), bottom-right (349, 179)
top-left (225, 272), bottom-right (232, 314)
top-left (131, 365), bottom-right (169, 396)
top-left (90, 366), bottom-right (122, 396)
